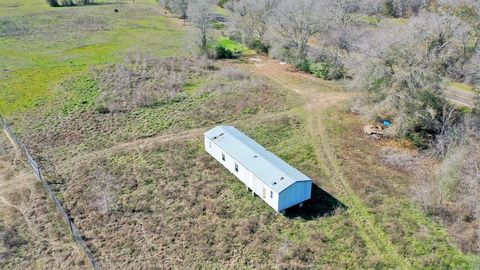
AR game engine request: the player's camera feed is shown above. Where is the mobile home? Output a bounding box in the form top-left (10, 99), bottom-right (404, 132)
top-left (204, 126), bottom-right (312, 212)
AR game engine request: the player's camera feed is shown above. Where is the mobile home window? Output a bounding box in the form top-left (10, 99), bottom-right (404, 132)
top-left (270, 191), bottom-right (273, 198)
top-left (234, 162), bottom-right (239, 172)
top-left (222, 152), bottom-right (225, 161)
top-left (209, 140), bottom-right (211, 148)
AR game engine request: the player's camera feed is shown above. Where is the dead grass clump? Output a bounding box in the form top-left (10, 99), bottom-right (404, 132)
top-left (1, 11), bottom-right (108, 38)
top-left (193, 68), bottom-right (287, 121)
top-left (0, 19), bottom-right (29, 37)
top-left (0, 136), bottom-right (13, 156)
top-left (217, 66), bottom-right (249, 81)
top-left (0, 224), bottom-right (26, 266)
top-left (94, 56), bottom-right (211, 112)
top-left (378, 147), bottom-right (418, 170)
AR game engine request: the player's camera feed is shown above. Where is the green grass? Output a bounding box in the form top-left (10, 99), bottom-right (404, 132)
top-left (0, 1), bottom-right (186, 116)
top-left (319, 107), bottom-right (478, 269)
top-left (2, 1), bottom-right (479, 268)
top-left (217, 37), bottom-right (249, 53)
top-left (384, 17), bottom-right (409, 25)
top-left (360, 15), bottom-right (381, 26)
top-left (0, 0), bottom-right (50, 16)
top-left (449, 81), bottom-right (476, 94)
top-left (214, 5), bottom-right (230, 17)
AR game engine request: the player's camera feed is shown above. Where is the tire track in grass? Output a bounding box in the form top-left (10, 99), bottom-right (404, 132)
top-left (60, 110), bottom-right (291, 168)
top-left (242, 56), bottom-right (412, 269)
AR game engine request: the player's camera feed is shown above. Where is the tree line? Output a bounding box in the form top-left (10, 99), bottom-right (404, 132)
top-left (162, 0), bottom-right (479, 139)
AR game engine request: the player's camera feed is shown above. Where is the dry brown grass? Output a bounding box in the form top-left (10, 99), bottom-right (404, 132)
top-left (47, 114), bottom-right (372, 269)
top-left (8, 56), bottom-right (478, 268)
top-left (94, 56), bottom-right (212, 113)
top-left (0, 133), bottom-right (87, 269)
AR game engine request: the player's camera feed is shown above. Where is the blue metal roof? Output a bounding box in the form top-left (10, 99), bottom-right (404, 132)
top-left (204, 126), bottom-right (312, 193)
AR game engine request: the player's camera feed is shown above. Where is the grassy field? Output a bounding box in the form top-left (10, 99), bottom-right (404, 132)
top-left (0, 0), bottom-right (185, 117)
top-left (1, 1), bottom-right (479, 269)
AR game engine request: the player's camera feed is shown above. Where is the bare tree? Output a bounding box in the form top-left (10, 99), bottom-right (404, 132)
top-left (431, 115), bottom-right (480, 252)
top-left (321, 0), bottom-right (363, 53)
top-left (393, 0), bottom-right (427, 17)
top-left (464, 49), bottom-right (480, 89)
top-left (351, 13), bottom-right (471, 138)
top-left (160, 0), bottom-right (189, 20)
top-left (358, 0), bottom-right (384, 15)
top-left (187, 0), bottom-right (214, 56)
top-left (438, 0), bottom-right (480, 12)
top-left (267, 0), bottom-right (324, 63)
top-left (411, 14), bottom-right (471, 77)
top-left (172, 0), bottom-right (189, 20)
top-left (228, 0), bottom-right (278, 51)
top-left (358, 0), bottom-right (427, 17)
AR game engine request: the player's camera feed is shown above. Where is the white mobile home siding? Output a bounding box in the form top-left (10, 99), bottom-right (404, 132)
top-left (204, 126), bottom-right (312, 212)
top-left (205, 136), bottom-right (279, 210)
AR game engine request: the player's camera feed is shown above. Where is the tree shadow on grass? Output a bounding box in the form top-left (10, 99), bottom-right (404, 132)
top-left (284, 183), bottom-right (347, 220)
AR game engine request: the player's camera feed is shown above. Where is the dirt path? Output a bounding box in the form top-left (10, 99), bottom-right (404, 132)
top-left (0, 140), bottom-right (69, 249)
top-left (61, 128), bottom-right (205, 167)
top-left (446, 87), bottom-right (477, 108)
top-left (239, 56), bottom-right (412, 269)
top-left (0, 132), bottom-right (87, 268)
top-left (60, 110), bottom-right (292, 168)
top-left (0, 158), bottom-right (38, 233)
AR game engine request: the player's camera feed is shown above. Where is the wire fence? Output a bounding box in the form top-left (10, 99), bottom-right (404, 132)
top-left (0, 115), bottom-right (100, 270)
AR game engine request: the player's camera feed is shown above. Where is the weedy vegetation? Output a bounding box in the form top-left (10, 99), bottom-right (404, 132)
top-left (0, 134), bottom-right (87, 269)
top-left (1, 0), bottom-right (479, 269)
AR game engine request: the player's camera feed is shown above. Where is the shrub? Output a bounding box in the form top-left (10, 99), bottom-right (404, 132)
top-left (0, 20), bottom-right (29, 37)
top-left (217, 66), bottom-right (248, 81)
top-left (45, 0), bottom-right (59, 7)
top-left (310, 62), bottom-right (330, 80)
top-left (215, 44), bottom-right (234, 59)
top-left (295, 59), bottom-right (311, 73)
top-left (212, 22), bottom-right (224, 30)
top-left (218, 0), bottom-right (229, 8)
top-left (60, 0), bottom-right (94, 6)
top-left (296, 60), bottom-right (346, 80)
top-left (249, 39), bottom-right (269, 53)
